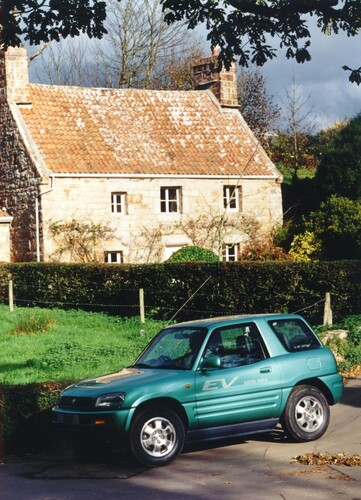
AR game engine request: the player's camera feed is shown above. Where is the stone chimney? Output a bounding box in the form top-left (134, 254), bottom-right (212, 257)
top-left (0, 47), bottom-right (31, 105)
top-left (192, 47), bottom-right (239, 109)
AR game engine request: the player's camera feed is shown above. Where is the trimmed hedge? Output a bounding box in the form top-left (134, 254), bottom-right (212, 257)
top-left (0, 261), bottom-right (361, 324)
top-left (0, 382), bottom-right (70, 457)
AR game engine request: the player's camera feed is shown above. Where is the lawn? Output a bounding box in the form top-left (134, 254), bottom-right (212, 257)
top-left (0, 305), bottom-right (360, 385)
top-left (0, 305), bottom-right (163, 385)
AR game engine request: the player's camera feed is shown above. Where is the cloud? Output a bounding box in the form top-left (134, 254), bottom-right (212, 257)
top-left (261, 25), bottom-right (361, 130)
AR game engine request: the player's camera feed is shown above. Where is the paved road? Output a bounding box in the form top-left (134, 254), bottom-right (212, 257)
top-left (1, 377), bottom-right (360, 500)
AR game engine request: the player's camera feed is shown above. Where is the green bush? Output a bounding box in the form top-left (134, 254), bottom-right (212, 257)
top-left (166, 246), bottom-right (219, 262)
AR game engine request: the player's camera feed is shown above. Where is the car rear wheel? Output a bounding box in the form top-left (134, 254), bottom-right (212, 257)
top-left (281, 385), bottom-right (330, 442)
top-left (129, 407), bottom-right (185, 467)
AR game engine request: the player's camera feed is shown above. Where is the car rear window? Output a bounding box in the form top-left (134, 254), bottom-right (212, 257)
top-left (268, 318), bottom-right (321, 352)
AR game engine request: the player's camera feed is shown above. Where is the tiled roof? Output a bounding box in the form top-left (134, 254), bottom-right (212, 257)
top-left (19, 84), bottom-right (279, 177)
top-left (0, 210), bottom-right (12, 219)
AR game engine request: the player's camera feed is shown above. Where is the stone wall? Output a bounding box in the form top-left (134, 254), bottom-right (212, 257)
top-left (40, 175), bottom-right (283, 263)
top-left (0, 100), bottom-right (42, 261)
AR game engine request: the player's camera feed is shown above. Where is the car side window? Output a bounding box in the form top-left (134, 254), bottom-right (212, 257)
top-left (204, 323), bottom-right (267, 368)
top-left (268, 318), bottom-right (321, 352)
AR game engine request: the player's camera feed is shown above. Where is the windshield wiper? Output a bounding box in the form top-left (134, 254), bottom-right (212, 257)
top-left (130, 363), bottom-right (152, 369)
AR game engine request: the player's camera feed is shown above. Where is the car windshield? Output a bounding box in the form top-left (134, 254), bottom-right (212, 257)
top-left (133, 326), bottom-right (207, 370)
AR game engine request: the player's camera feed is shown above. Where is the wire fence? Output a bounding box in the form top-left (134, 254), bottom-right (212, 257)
top-left (2, 278), bottom-right (333, 326)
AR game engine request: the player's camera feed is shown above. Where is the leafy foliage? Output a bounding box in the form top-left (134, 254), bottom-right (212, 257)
top-left (2, 260), bottom-right (361, 325)
top-left (289, 231), bottom-right (321, 263)
top-left (320, 315), bottom-right (361, 373)
top-left (239, 238), bottom-right (291, 261)
top-left (305, 196), bottom-right (361, 260)
top-left (1, 1), bottom-right (108, 48)
top-left (160, 0), bottom-right (361, 83)
top-left (166, 246), bottom-right (219, 262)
top-left (315, 113), bottom-right (361, 201)
top-left (3, 2), bottom-right (361, 83)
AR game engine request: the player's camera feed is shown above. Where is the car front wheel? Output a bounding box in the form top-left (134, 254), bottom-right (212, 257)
top-left (129, 407), bottom-right (185, 467)
top-left (281, 385), bottom-right (330, 442)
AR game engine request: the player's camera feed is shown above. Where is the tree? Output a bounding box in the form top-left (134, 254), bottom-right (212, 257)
top-left (160, 1), bottom-right (361, 84)
top-left (293, 196), bottom-right (361, 261)
top-left (31, 0), bottom-right (204, 90)
top-left (270, 74), bottom-right (316, 179)
top-left (98, 0), bottom-right (193, 89)
top-left (3, 2), bottom-right (361, 83)
top-left (315, 113), bottom-right (361, 201)
top-left (1, 1), bottom-right (108, 48)
top-left (150, 45), bottom-right (205, 90)
top-left (237, 67), bottom-right (280, 145)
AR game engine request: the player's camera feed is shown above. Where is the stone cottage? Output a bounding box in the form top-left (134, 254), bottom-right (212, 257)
top-left (0, 47), bottom-right (283, 263)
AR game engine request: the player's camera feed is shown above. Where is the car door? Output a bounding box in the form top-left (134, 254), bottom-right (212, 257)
top-left (194, 322), bottom-right (282, 428)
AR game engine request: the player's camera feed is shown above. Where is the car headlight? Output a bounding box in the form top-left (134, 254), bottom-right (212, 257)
top-left (95, 392), bottom-right (126, 409)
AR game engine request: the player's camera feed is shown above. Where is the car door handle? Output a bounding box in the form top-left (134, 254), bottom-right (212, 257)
top-left (259, 366), bottom-right (272, 373)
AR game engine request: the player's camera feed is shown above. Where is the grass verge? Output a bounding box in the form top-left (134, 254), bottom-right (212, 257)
top-left (0, 305), bottom-right (163, 385)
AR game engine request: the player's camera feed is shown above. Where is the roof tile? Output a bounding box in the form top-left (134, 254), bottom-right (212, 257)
top-left (19, 84), bottom-right (279, 177)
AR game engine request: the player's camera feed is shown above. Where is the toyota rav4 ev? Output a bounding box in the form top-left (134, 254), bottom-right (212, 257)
top-left (52, 314), bottom-right (343, 467)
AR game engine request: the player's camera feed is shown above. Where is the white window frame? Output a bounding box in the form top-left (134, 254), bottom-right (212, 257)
top-left (111, 192), bottom-right (127, 214)
top-left (160, 187), bottom-right (181, 213)
top-left (105, 251), bottom-right (124, 264)
top-left (223, 185), bottom-right (240, 212)
top-left (223, 244), bottom-right (239, 262)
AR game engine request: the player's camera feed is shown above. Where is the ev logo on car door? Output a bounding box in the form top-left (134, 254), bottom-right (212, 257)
top-left (202, 376), bottom-right (239, 391)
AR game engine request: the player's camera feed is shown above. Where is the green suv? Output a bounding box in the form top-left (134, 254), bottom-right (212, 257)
top-left (52, 314), bottom-right (343, 467)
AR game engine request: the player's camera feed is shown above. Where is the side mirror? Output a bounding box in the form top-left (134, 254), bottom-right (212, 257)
top-left (199, 355), bottom-right (221, 370)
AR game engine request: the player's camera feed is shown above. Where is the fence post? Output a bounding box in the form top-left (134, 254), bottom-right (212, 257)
top-left (139, 288), bottom-right (145, 324)
top-left (8, 276), bottom-right (14, 312)
top-left (323, 292), bottom-right (332, 326)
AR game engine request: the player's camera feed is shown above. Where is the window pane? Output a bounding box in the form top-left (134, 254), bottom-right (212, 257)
top-left (223, 185), bottom-right (239, 211)
top-left (105, 251), bottom-right (123, 264)
top-left (160, 187), bottom-right (181, 213)
top-left (111, 192), bottom-right (126, 214)
top-left (223, 244), bottom-right (238, 262)
top-left (268, 319), bottom-right (321, 352)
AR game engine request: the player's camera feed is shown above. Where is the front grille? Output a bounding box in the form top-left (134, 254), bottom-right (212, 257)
top-left (59, 395), bottom-right (95, 410)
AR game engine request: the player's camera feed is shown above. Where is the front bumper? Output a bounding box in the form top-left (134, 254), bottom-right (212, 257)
top-left (52, 406), bottom-right (130, 434)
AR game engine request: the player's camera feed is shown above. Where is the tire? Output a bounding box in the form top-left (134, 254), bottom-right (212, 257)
top-left (281, 385), bottom-right (330, 442)
top-left (129, 407), bottom-right (185, 467)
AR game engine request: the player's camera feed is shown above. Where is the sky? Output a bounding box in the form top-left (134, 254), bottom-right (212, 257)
top-left (253, 26), bottom-right (361, 130)
top-left (28, 14), bottom-right (361, 133)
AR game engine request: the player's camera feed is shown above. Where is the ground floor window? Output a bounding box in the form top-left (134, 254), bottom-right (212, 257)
top-left (223, 244), bottom-right (239, 262)
top-left (105, 251), bottom-right (124, 264)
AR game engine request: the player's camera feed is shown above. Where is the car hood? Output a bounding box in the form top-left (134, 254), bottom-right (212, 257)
top-left (63, 366), bottom-right (190, 397)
